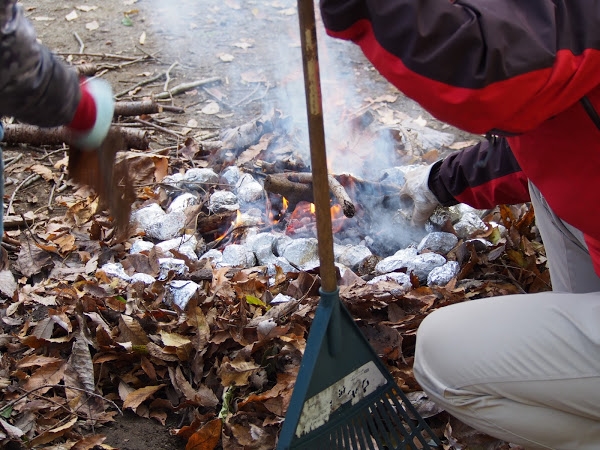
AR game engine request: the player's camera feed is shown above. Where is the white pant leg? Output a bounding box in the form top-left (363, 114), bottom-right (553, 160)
top-left (529, 182), bottom-right (600, 293)
top-left (414, 292), bottom-right (600, 449)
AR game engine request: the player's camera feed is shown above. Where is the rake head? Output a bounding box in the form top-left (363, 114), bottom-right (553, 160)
top-left (276, 291), bottom-right (440, 450)
top-left (290, 383), bottom-right (439, 449)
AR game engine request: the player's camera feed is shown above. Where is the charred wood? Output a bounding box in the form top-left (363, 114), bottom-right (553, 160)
top-left (196, 211), bottom-right (238, 235)
top-left (255, 158), bottom-right (309, 174)
top-left (290, 173), bottom-right (356, 218)
top-left (264, 173), bottom-right (314, 210)
top-left (264, 172), bottom-right (356, 218)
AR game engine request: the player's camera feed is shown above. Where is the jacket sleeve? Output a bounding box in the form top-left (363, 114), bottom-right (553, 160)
top-left (320, 0), bottom-right (600, 135)
top-left (428, 137), bottom-right (530, 209)
top-left (0, 0), bottom-right (80, 127)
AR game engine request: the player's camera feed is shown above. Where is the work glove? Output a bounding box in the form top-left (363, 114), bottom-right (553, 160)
top-left (399, 164), bottom-right (440, 226)
top-left (67, 77), bottom-right (115, 149)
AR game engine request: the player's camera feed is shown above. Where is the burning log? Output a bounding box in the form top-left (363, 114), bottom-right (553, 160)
top-left (264, 172), bottom-right (356, 218)
top-left (114, 100), bottom-right (184, 116)
top-left (291, 173), bottom-right (355, 218)
top-left (264, 173), bottom-right (314, 210)
top-left (2, 124), bottom-right (150, 150)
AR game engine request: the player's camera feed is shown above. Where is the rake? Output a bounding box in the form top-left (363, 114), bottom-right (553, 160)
top-left (275, 1), bottom-right (442, 449)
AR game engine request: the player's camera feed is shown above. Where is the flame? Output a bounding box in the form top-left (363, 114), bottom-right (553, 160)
top-left (285, 201), bottom-right (348, 235)
top-left (233, 210), bottom-right (243, 227)
top-left (331, 204), bottom-right (345, 233)
top-left (283, 197), bottom-right (289, 210)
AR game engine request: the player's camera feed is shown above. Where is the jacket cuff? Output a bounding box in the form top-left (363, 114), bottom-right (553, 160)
top-left (427, 159), bottom-right (459, 207)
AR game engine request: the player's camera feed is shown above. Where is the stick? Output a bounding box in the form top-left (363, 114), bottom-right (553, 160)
top-left (114, 72), bottom-right (165, 98)
top-left (7, 174), bottom-right (41, 215)
top-left (264, 173), bottom-right (314, 209)
top-left (2, 124), bottom-right (150, 150)
top-left (48, 172), bottom-right (65, 212)
top-left (133, 118), bottom-right (183, 139)
top-left (290, 173), bottom-right (355, 218)
top-left (73, 32), bottom-right (85, 53)
top-left (0, 384), bottom-right (122, 415)
top-left (264, 172), bottom-right (356, 218)
top-left (153, 77), bottom-right (221, 99)
top-left (55, 51), bottom-right (143, 61)
top-left (163, 61), bottom-right (178, 92)
top-left (114, 100), bottom-right (185, 116)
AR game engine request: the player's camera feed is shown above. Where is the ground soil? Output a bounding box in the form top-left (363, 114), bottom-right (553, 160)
top-left (6, 1), bottom-right (476, 448)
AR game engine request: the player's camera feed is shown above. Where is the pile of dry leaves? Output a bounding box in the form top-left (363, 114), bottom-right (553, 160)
top-left (0, 146), bottom-right (549, 449)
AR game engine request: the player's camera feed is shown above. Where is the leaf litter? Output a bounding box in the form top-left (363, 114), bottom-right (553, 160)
top-left (0, 2), bottom-right (545, 449)
top-left (0, 157), bottom-right (546, 449)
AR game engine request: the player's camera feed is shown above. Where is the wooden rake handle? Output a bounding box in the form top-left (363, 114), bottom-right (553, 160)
top-left (297, 0), bottom-right (338, 293)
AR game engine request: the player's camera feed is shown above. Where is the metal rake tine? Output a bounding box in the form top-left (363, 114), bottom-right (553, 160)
top-left (377, 397), bottom-right (407, 446)
top-left (342, 422), bottom-right (353, 448)
top-left (336, 424), bottom-right (344, 448)
top-left (370, 401), bottom-right (393, 447)
top-left (384, 395), bottom-right (416, 443)
top-left (355, 412), bottom-right (376, 450)
top-left (363, 408), bottom-right (383, 450)
top-left (388, 394), bottom-right (425, 444)
top-left (389, 392), bottom-right (433, 448)
top-left (348, 419), bottom-right (361, 450)
top-left (392, 397), bottom-right (437, 448)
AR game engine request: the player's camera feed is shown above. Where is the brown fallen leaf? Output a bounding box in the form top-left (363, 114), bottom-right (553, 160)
top-left (123, 384), bottom-right (166, 411)
top-left (71, 434), bottom-right (107, 450)
top-left (185, 418), bottom-right (222, 450)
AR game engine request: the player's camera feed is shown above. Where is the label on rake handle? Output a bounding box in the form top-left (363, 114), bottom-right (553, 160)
top-left (296, 361), bottom-right (386, 437)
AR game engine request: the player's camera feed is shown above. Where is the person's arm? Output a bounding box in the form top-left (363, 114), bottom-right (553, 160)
top-left (429, 137), bottom-right (530, 209)
top-left (0, 0), bottom-right (113, 148)
top-left (400, 137), bottom-right (530, 225)
top-left (320, 0), bottom-right (600, 135)
top-left (0, 0), bottom-right (80, 127)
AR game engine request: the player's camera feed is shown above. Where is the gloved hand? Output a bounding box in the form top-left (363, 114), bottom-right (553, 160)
top-left (67, 77), bottom-right (114, 149)
top-left (399, 164), bottom-right (440, 226)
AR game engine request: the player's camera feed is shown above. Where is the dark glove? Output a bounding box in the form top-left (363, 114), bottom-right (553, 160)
top-left (399, 164), bottom-right (440, 226)
top-left (67, 78), bottom-right (114, 150)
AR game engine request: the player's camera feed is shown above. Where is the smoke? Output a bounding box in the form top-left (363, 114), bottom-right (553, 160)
top-left (143, 0), bottom-right (419, 254)
top-left (143, 0), bottom-right (399, 176)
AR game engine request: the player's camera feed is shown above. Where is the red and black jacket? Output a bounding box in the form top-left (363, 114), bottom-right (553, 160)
top-left (321, 0), bottom-right (600, 275)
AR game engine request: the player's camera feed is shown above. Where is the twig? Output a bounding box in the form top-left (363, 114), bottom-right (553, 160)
top-left (200, 131), bottom-right (220, 141)
top-left (0, 384), bottom-right (123, 415)
top-left (115, 72), bottom-right (166, 98)
top-left (234, 82), bottom-right (270, 107)
top-left (4, 154), bottom-right (23, 168)
top-left (133, 117), bottom-right (183, 139)
top-left (48, 172), bottom-right (65, 212)
top-left (55, 51), bottom-right (142, 61)
top-left (7, 174), bottom-right (41, 215)
top-left (73, 32), bottom-right (85, 53)
top-left (35, 148), bottom-right (66, 161)
top-left (163, 61), bottom-right (179, 92)
top-left (135, 45), bottom-right (164, 63)
top-left (154, 77), bottom-right (221, 99)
